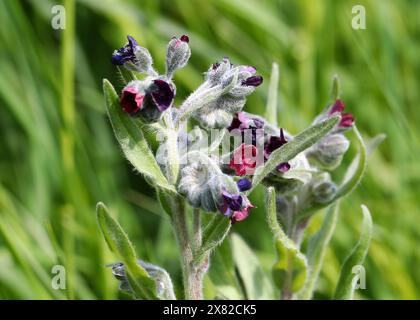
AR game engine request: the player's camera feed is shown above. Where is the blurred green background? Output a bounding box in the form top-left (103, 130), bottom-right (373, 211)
top-left (0, 0), bottom-right (419, 299)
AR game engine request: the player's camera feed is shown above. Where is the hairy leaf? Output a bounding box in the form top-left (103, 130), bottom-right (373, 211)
top-left (333, 205), bottom-right (373, 300)
top-left (103, 79), bottom-right (175, 193)
top-left (250, 115), bottom-right (340, 192)
top-left (266, 187), bottom-right (308, 294)
top-left (264, 62), bottom-right (279, 126)
top-left (96, 202), bottom-right (157, 299)
top-left (194, 214), bottom-right (231, 265)
top-left (231, 233), bottom-right (275, 299)
top-left (298, 203), bottom-right (339, 299)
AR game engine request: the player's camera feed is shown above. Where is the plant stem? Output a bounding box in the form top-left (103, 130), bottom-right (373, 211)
top-left (193, 208), bottom-right (202, 251)
top-left (170, 197), bottom-right (205, 299)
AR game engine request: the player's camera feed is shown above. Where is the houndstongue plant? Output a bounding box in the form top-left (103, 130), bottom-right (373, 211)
top-left (98, 35), bottom-right (384, 300)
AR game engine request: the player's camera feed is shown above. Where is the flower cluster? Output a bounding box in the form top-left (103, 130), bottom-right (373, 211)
top-left (110, 35), bottom-right (355, 225)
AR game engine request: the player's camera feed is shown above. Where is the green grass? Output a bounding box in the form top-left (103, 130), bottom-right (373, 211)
top-left (0, 0), bottom-right (419, 299)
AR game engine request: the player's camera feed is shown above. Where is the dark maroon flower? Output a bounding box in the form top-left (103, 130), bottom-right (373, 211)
top-left (229, 144), bottom-right (259, 176)
top-left (120, 87), bottom-right (145, 114)
top-left (340, 113), bottom-right (355, 127)
top-left (264, 128), bottom-right (288, 160)
top-left (242, 75), bottom-right (263, 87)
top-left (111, 35), bottom-right (139, 65)
top-left (328, 99), bottom-right (355, 128)
top-left (150, 79), bottom-right (174, 112)
top-left (180, 35), bottom-right (189, 43)
top-left (237, 178), bottom-right (252, 192)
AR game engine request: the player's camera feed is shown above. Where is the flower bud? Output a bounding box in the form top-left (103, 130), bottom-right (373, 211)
top-left (313, 99), bottom-right (355, 132)
top-left (205, 58), bottom-right (231, 85)
top-left (306, 133), bottom-right (349, 170)
top-left (193, 61), bottom-right (263, 128)
top-left (165, 35), bottom-right (191, 77)
top-left (178, 161), bottom-right (218, 212)
top-left (263, 153), bottom-right (312, 194)
top-left (310, 172), bottom-right (337, 204)
top-left (237, 178), bottom-right (252, 192)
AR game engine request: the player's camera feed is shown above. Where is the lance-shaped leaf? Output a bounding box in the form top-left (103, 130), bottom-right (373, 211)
top-left (231, 233), bottom-right (275, 299)
top-left (333, 205), bottom-right (373, 300)
top-left (103, 79), bottom-right (175, 193)
top-left (208, 240), bottom-right (244, 300)
top-left (96, 202), bottom-right (158, 299)
top-left (117, 66), bottom-right (138, 84)
top-left (266, 187), bottom-right (308, 295)
top-left (264, 62), bottom-right (279, 126)
top-left (297, 203), bottom-right (339, 300)
top-left (335, 126), bottom-right (367, 198)
top-left (194, 214), bottom-right (231, 265)
top-left (249, 115), bottom-right (340, 193)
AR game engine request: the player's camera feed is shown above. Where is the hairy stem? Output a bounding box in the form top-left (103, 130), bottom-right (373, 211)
top-left (170, 197), bottom-right (206, 299)
top-left (193, 208), bottom-right (202, 252)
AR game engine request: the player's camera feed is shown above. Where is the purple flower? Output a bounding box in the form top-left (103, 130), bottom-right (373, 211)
top-left (237, 178), bottom-right (252, 192)
top-left (111, 35), bottom-right (139, 65)
top-left (228, 112), bottom-right (264, 145)
top-left (264, 128), bottom-right (291, 173)
top-left (218, 190), bottom-right (254, 223)
top-left (230, 195), bottom-right (255, 224)
top-left (242, 75), bottom-right (263, 87)
top-left (328, 99), bottom-right (355, 128)
top-left (228, 112), bottom-right (264, 131)
top-left (264, 128), bottom-right (288, 160)
top-left (219, 190), bottom-right (243, 216)
top-left (150, 79), bottom-right (175, 112)
top-left (276, 162), bottom-right (291, 173)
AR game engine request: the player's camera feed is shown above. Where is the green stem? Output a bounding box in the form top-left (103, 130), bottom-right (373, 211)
top-left (193, 208), bottom-right (202, 252)
top-left (170, 197), bottom-right (205, 299)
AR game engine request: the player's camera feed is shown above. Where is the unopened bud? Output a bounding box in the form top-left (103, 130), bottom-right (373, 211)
top-left (166, 35), bottom-right (191, 77)
top-left (310, 172), bottom-right (337, 204)
top-left (307, 134), bottom-right (349, 169)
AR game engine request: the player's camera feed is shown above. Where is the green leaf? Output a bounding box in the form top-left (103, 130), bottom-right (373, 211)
top-left (336, 126), bottom-right (367, 198)
top-left (208, 241), bottom-right (244, 299)
top-left (333, 205), bottom-right (373, 300)
top-left (231, 233), bottom-right (275, 299)
top-left (366, 133), bottom-right (386, 155)
top-left (298, 203), bottom-right (339, 300)
top-left (298, 125), bottom-right (377, 220)
top-left (249, 115), bottom-right (340, 193)
top-left (117, 66), bottom-right (138, 84)
top-left (194, 214), bottom-right (231, 265)
top-left (96, 202), bottom-right (157, 299)
top-left (330, 75), bottom-right (340, 101)
top-left (266, 187), bottom-right (308, 294)
top-left (264, 62), bottom-right (279, 126)
top-left (103, 79), bottom-right (175, 193)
